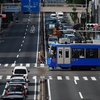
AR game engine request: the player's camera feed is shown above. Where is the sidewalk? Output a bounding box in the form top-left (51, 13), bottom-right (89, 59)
top-left (67, 13), bottom-right (74, 24)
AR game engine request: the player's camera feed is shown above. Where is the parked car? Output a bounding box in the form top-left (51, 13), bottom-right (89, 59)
top-left (12, 66), bottom-right (30, 80)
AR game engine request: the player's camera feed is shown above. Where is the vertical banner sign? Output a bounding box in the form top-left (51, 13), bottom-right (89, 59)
top-left (21, 0), bottom-right (40, 12)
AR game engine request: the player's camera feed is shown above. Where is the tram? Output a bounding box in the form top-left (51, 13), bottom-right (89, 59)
top-left (47, 43), bottom-right (100, 70)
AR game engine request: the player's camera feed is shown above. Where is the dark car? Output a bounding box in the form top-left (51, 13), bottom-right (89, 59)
top-left (4, 84), bottom-right (27, 96)
top-left (70, 23), bottom-right (80, 30)
top-left (1, 95), bottom-right (26, 100)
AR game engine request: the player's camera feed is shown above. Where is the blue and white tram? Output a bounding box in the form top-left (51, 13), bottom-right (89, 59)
top-left (47, 43), bottom-right (100, 70)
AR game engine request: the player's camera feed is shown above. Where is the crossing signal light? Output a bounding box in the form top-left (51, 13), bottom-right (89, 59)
top-left (0, 14), bottom-right (6, 18)
top-left (86, 23), bottom-right (98, 29)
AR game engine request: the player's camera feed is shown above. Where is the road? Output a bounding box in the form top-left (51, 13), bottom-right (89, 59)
top-left (0, 12), bottom-right (41, 100)
top-left (0, 11), bottom-right (100, 100)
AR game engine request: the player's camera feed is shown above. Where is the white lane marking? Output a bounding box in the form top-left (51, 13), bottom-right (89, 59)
top-left (27, 25), bottom-right (28, 27)
top-left (91, 77), bottom-right (97, 81)
top-left (26, 29), bottom-right (27, 31)
top-left (14, 61), bottom-right (16, 64)
top-left (57, 76), bottom-right (62, 80)
top-left (2, 82), bottom-right (8, 96)
top-left (74, 76), bottom-right (79, 84)
top-left (25, 32), bottom-right (26, 35)
top-left (0, 75), bottom-right (3, 79)
top-left (21, 44), bottom-right (23, 47)
top-left (20, 63), bottom-right (23, 66)
top-left (4, 64), bottom-right (8, 67)
top-left (6, 75), bottom-right (11, 79)
top-left (16, 55), bottom-right (19, 58)
top-left (74, 76), bottom-right (79, 80)
top-left (83, 76), bottom-right (88, 80)
top-left (33, 76), bottom-right (37, 100)
top-left (19, 49), bottom-right (21, 52)
top-left (11, 63), bottom-right (16, 67)
top-left (23, 36), bottom-right (25, 39)
top-left (48, 76), bottom-right (52, 80)
top-left (28, 19), bottom-right (30, 21)
top-left (74, 80), bottom-right (77, 84)
top-left (40, 64), bottom-right (44, 67)
top-left (26, 63), bottom-right (30, 67)
top-left (36, 12), bottom-right (40, 63)
top-left (47, 79), bottom-right (51, 100)
top-left (65, 76), bottom-right (70, 80)
top-left (34, 63), bottom-right (37, 67)
top-left (79, 92), bottom-right (83, 99)
top-left (22, 40), bottom-right (24, 43)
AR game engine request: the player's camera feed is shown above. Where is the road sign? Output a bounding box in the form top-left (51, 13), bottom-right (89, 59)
top-left (4, 6), bottom-right (19, 12)
top-left (21, 0), bottom-right (40, 12)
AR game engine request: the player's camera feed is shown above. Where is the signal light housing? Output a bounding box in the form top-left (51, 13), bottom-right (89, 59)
top-left (86, 23), bottom-right (98, 29)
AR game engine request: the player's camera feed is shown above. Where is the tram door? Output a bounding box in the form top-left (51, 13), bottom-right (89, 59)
top-left (57, 47), bottom-right (71, 64)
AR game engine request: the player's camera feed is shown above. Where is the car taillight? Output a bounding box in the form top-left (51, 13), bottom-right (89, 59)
top-left (5, 90), bottom-right (8, 95)
top-left (22, 90), bottom-right (25, 94)
top-left (52, 59), bottom-right (56, 62)
top-left (26, 76), bottom-right (28, 79)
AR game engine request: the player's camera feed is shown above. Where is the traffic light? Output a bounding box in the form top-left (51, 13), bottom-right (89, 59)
top-left (86, 23), bottom-right (98, 29)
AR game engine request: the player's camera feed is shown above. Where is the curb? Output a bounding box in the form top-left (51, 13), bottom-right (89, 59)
top-left (67, 13), bottom-right (74, 24)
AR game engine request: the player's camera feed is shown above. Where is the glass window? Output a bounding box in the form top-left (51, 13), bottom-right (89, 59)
top-left (65, 49), bottom-right (69, 57)
top-left (15, 69), bottom-right (26, 74)
top-left (72, 49), bottom-right (84, 58)
top-left (86, 49), bottom-right (98, 58)
top-left (11, 79), bottom-right (25, 82)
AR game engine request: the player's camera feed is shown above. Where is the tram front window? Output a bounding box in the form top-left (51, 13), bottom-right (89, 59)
top-left (49, 46), bottom-right (56, 58)
top-left (72, 49), bottom-right (84, 58)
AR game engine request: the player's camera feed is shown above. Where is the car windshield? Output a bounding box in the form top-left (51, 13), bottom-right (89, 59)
top-left (67, 36), bottom-right (75, 39)
top-left (8, 85), bottom-right (22, 91)
top-left (10, 79), bottom-right (25, 82)
top-left (49, 38), bottom-right (58, 41)
top-left (15, 69), bottom-right (26, 74)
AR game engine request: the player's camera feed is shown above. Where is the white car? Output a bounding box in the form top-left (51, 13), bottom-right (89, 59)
top-left (48, 36), bottom-right (58, 48)
top-left (64, 34), bottom-right (75, 39)
top-left (50, 13), bottom-right (56, 19)
top-left (56, 12), bottom-right (64, 19)
top-left (12, 66), bottom-right (30, 80)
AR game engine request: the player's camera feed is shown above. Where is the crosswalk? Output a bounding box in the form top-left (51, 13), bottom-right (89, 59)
top-left (0, 75), bottom-right (100, 81)
top-left (0, 63), bottom-right (47, 68)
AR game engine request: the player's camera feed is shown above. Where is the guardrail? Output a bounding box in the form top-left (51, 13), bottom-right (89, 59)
top-left (1, 3), bottom-right (86, 7)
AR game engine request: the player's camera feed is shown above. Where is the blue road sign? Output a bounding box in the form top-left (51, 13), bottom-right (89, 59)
top-left (21, 0), bottom-right (40, 12)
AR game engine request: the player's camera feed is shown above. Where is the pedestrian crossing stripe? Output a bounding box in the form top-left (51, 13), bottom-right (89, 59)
top-left (83, 76), bottom-right (88, 80)
top-left (74, 76), bottom-right (79, 80)
top-left (0, 75), bottom-right (99, 81)
top-left (91, 77), bottom-right (97, 81)
top-left (0, 63), bottom-right (47, 68)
